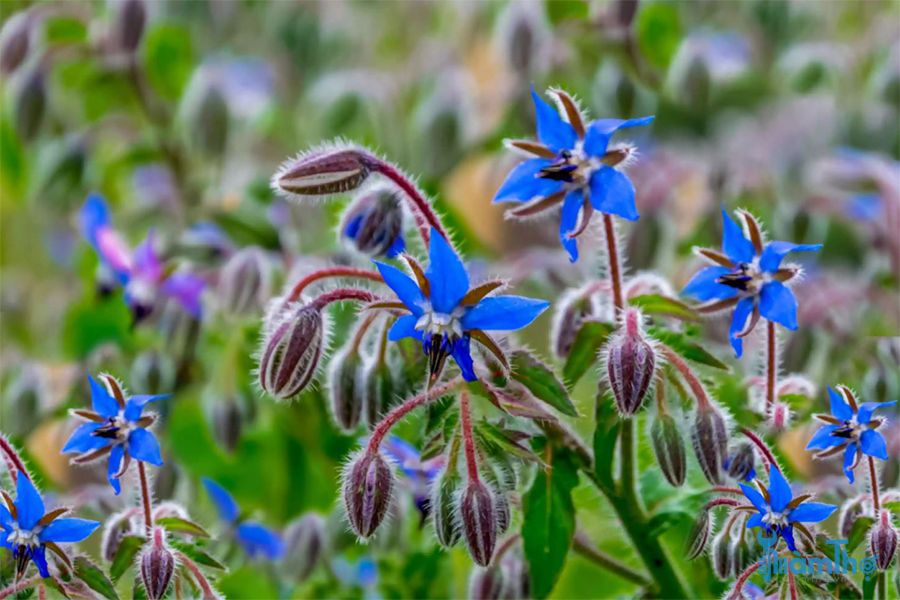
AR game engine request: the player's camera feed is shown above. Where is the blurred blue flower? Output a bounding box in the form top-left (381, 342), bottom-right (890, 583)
top-left (62, 374), bottom-right (168, 495)
top-left (1, 474), bottom-right (100, 577)
top-left (740, 467), bottom-right (836, 552)
top-left (846, 193), bottom-right (883, 222)
top-left (331, 555), bottom-right (379, 590)
top-left (682, 207), bottom-right (822, 357)
top-left (382, 436), bottom-right (443, 517)
top-left (805, 387), bottom-right (896, 483)
top-left (79, 193), bottom-right (206, 319)
top-left (374, 228), bottom-right (549, 382)
top-left (202, 478), bottom-right (284, 560)
top-left (493, 86), bottom-right (654, 261)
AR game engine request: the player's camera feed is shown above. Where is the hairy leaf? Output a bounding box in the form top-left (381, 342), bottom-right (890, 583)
top-left (510, 351), bottom-right (578, 417)
top-left (563, 321), bottom-right (614, 388)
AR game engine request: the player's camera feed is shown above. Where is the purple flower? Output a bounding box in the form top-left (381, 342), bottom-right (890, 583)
top-left (493, 86), bottom-right (654, 261)
top-left (682, 207), bottom-right (821, 357)
top-left (740, 468), bottom-right (836, 552)
top-left (806, 386), bottom-right (896, 483)
top-left (62, 374), bottom-right (168, 495)
top-left (202, 478), bottom-right (283, 560)
top-left (79, 193), bottom-right (206, 319)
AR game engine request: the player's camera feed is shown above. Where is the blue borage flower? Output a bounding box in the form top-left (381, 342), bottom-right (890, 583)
top-left (682, 207), bottom-right (822, 358)
top-left (370, 228), bottom-right (549, 382)
top-left (739, 467), bottom-right (836, 552)
top-left (493, 86), bottom-right (654, 262)
top-left (1, 475), bottom-right (100, 577)
top-left (80, 193), bottom-right (206, 319)
top-left (62, 374), bottom-right (168, 495)
top-left (202, 478), bottom-right (284, 560)
top-left (805, 385), bottom-right (896, 483)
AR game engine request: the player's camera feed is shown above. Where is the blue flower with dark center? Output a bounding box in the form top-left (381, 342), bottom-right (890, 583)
top-left (1, 475), bottom-right (100, 577)
top-left (682, 207), bottom-right (822, 357)
top-left (62, 374), bottom-right (168, 495)
top-left (740, 467), bottom-right (836, 552)
top-left (805, 386), bottom-right (896, 483)
top-left (202, 478), bottom-right (284, 560)
top-left (373, 228), bottom-right (549, 382)
top-left (493, 86), bottom-right (654, 261)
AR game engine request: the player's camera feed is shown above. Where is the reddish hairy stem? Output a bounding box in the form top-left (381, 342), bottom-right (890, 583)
top-left (788, 571), bottom-right (798, 600)
top-left (0, 575), bottom-right (40, 599)
top-left (766, 321), bottom-right (776, 407)
top-left (869, 456), bottom-right (881, 511)
top-left (310, 288), bottom-right (380, 310)
top-left (0, 436), bottom-right (30, 484)
top-left (176, 552), bottom-right (217, 600)
top-left (367, 377), bottom-right (462, 452)
top-left (460, 391), bottom-right (480, 483)
top-left (709, 486), bottom-right (743, 495)
top-left (370, 159), bottom-right (448, 245)
top-left (705, 498), bottom-right (742, 510)
top-left (138, 462), bottom-right (153, 535)
top-left (603, 214), bottom-right (624, 313)
top-left (288, 267), bottom-right (384, 302)
top-left (493, 534), bottom-right (521, 563)
top-left (739, 428), bottom-right (783, 476)
top-left (659, 345), bottom-right (711, 410)
top-left (731, 561), bottom-right (759, 597)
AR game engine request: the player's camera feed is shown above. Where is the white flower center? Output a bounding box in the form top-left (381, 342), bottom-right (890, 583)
top-left (414, 303), bottom-right (466, 341)
top-left (7, 523), bottom-right (41, 548)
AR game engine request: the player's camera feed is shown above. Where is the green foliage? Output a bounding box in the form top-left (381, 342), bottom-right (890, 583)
top-left (562, 321), bottom-right (614, 388)
top-left (143, 24), bottom-right (193, 99)
top-left (509, 350), bottom-right (579, 417)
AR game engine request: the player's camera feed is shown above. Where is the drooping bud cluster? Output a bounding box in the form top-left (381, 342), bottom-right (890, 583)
top-left (140, 528), bottom-right (176, 600)
top-left (217, 247), bottom-right (272, 317)
top-left (342, 451), bottom-right (396, 539)
top-left (458, 480), bottom-right (498, 567)
top-left (871, 510), bottom-right (898, 571)
top-left (650, 411), bottom-right (687, 487)
top-left (690, 404), bottom-right (729, 485)
top-left (605, 309), bottom-right (656, 416)
top-left (281, 513), bottom-right (325, 583)
top-left (272, 144), bottom-right (374, 201)
top-left (341, 186), bottom-right (405, 258)
top-left (258, 302), bottom-right (325, 400)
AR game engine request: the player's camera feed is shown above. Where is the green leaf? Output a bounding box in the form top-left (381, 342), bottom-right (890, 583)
top-left (629, 294), bottom-right (699, 321)
top-left (593, 391), bottom-right (621, 492)
top-left (522, 444), bottom-right (579, 599)
top-left (110, 534), bottom-right (146, 582)
top-left (170, 540), bottom-right (226, 570)
top-left (883, 501), bottom-right (900, 515)
top-left (545, 0), bottom-right (589, 25)
top-left (156, 516), bottom-right (211, 538)
top-left (509, 351), bottom-right (578, 417)
top-left (648, 328), bottom-right (730, 371)
top-left (44, 16), bottom-right (87, 44)
top-left (562, 321), bottom-right (614, 388)
top-left (637, 3), bottom-right (681, 68)
top-left (62, 294), bottom-right (133, 359)
top-left (474, 419), bottom-right (540, 463)
top-left (143, 24), bottom-right (193, 99)
top-left (847, 516), bottom-right (876, 554)
top-left (74, 557), bottom-right (119, 600)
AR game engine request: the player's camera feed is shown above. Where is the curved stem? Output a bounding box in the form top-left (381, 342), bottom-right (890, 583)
top-left (366, 377), bottom-right (463, 452)
top-left (603, 214), bottom-right (624, 313)
top-left (310, 288), bottom-right (380, 310)
top-left (138, 462), bottom-right (153, 535)
top-left (460, 391), bottom-right (479, 483)
top-left (0, 575), bottom-right (40, 599)
top-left (573, 530), bottom-right (650, 587)
top-left (739, 427), bottom-right (782, 476)
top-left (705, 498), bottom-right (742, 510)
top-left (176, 552), bottom-right (217, 599)
top-left (370, 159), bottom-right (447, 245)
top-left (493, 533), bottom-right (521, 563)
top-left (288, 267), bottom-right (384, 302)
top-left (869, 456), bottom-right (881, 511)
top-left (659, 345), bottom-right (711, 410)
top-left (766, 321), bottom-right (777, 407)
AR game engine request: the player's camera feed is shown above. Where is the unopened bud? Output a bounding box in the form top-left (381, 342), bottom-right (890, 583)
top-left (432, 468), bottom-right (462, 548)
top-left (871, 511), bottom-right (898, 571)
top-left (101, 511), bottom-right (136, 562)
top-left (839, 498), bottom-right (865, 539)
top-left (768, 401), bottom-right (791, 431)
top-left (729, 533), bottom-right (755, 577)
top-left (606, 310), bottom-right (656, 416)
top-left (4, 367), bottom-right (40, 438)
top-left (468, 566), bottom-right (505, 600)
top-left (281, 513), bottom-right (325, 583)
top-left (0, 11), bottom-right (30, 75)
top-left (113, 0), bottom-right (146, 53)
top-left (140, 528), bottom-right (175, 600)
top-left (193, 83), bottom-right (229, 158)
top-left (500, 551), bottom-right (530, 600)
top-left (258, 303), bottom-right (324, 400)
top-left (459, 480), bottom-right (498, 567)
top-left (690, 405), bottom-right (729, 485)
top-left (550, 291), bottom-right (595, 358)
top-left (686, 510), bottom-right (711, 560)
top-left (218, 247), bottom-right (272, 316)
top-left (342, 187), bottom-right (405, 258)
top-left (364, 360), bottom-right (395, 430)
top-left (15, 67), bottom-right (45, 142)
top-left (213, 397), bottom-right (243, 453)
top-left (342, 451), bottom-right (395, 539)
top-left (494, 492), bottom-right (511, 535)
top-left (710, 529), bottom-right (732, 580)
top-left (328, 349), bottom-right (363, 432)
top-left (650, 413), bottom-right (686, 487)
top-left (131, 350), bottom-right (176, 396)
top-left (725, 443), bottom-right (756, 482)
top-left (273, 145), bottom-right (373, 200)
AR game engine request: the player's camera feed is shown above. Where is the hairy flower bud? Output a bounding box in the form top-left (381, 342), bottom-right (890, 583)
top-left (193, 83), bottom-right (229, 158)
top-left (364, 359), bottom-right (395, 430)
top-left (690, 405), bottom-right (729, 485)
top-left (342, 187), bottom-right (404, 258)
top-left (15, 67), bottom-right (45, 142)
top-left (102, 511), bottom-right (136, 562)
top-left (768, 401), bottom-right (791, 431)
top-left (650, 413), bottom-right (686, 487)
top-left (468, 566), bottom-right (505, 600)
top-left (213, 396), bottom-right (242, 453)
top-left (140, 528), bottom-right (175, 600)
top-left (342, 451), bottom-right (395, 539)
top-left (839, 498), bottom-right (865, 539)
top-left (494, 492), bottom-right (511, 535)
top-left (218, 247), bottom-right (272, 316)
top-left (726, 443), bottom-right (756, 481)
top-left (273, 145), bottom-right (373, 200)
top-left (113, 0), bottom-right (146, 53)
top-left (131, 350), bottom-right (176, 396)
top-left (328, 348), bottom-right (364, 432)
top-left (0, 11), bottom-right (30, 75)
top-left (606, 310), bottom-right (656, 416)
top-left (258, 303), bottom-right (324, 400)
top-left (281, 513), bottom-right (325, 583)
top-left (432, 468), bottom-right (462, 548)
top-left (686, 510), bottom-right (711, 560)
top-left (459, 480), bottom-right (498, 567)
top-left (500, 551), bottom-right (530, 600)
top-left (550, 290), bottom-right (596, 358)
top-left (710, 529), bottom-right (732, 580)
top-left (872, 511), bottom-right (898, 571)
